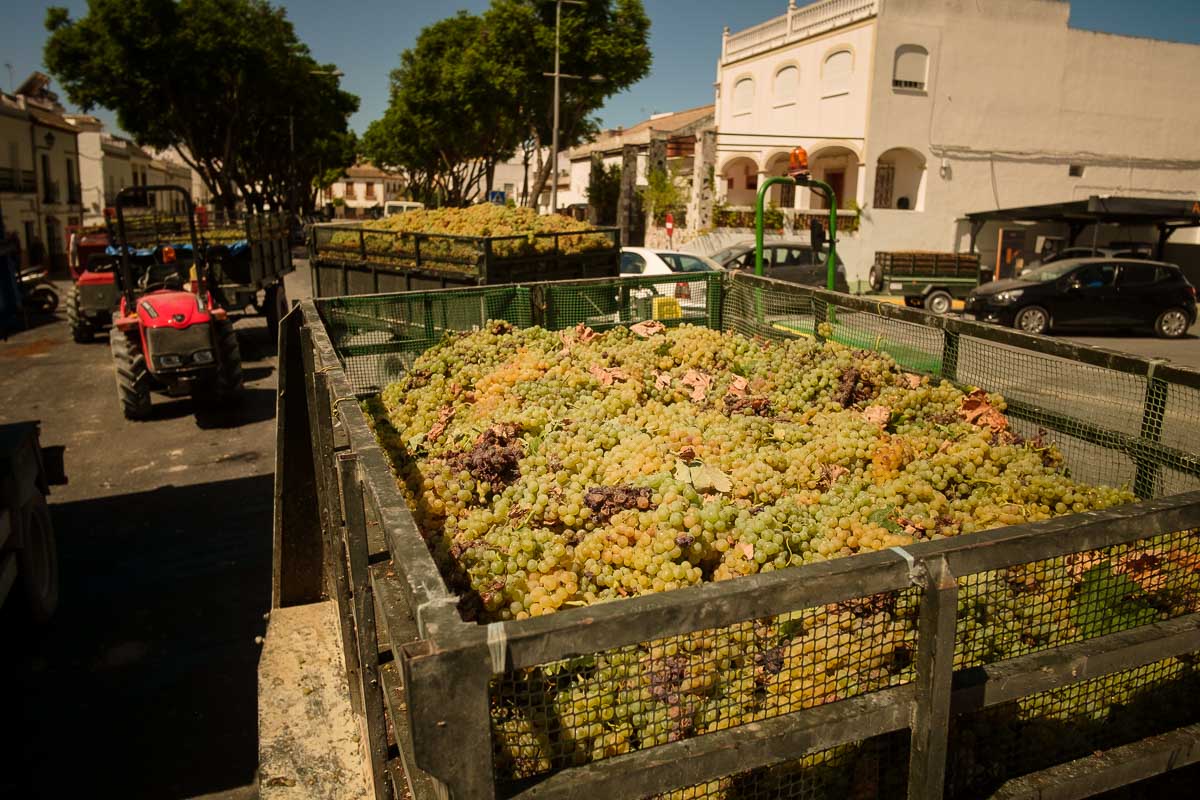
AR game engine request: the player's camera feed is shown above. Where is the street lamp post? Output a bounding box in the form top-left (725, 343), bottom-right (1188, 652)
top-left (548, 0), bottom-right (586, 214)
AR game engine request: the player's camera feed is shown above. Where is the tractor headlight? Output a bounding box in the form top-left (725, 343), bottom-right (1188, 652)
top-left (993, 289), bottom-right (1024, 305)
top-left (193, 349), bottom-right (215, 365)
top-left (159, 354), bottom-right (183, 368)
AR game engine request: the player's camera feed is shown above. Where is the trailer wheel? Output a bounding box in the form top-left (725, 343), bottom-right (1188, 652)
top-left (110, 327), bottom-right (152, 420)
top-left (214, 318), bottom-right (245, 400)
top-left (265, 283), bottom-right (289, 338)
top-left (868, 264), bottom-right (884, 292)
top-left (925, 291), bottom-right (952, 315)
top-left (16, 493), bottom-right (59, 624)
top-left (67, 285), bottom-right (94, 343)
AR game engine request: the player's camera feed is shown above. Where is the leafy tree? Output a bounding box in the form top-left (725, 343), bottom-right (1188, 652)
top-left (640, 163), bottom-right (687, 225)
top-left (362, 12), bottom-right (523, 207)
top-left (44, 0), bottom-right (358, 213)
top-left (362, 0), bottom-right (651, 209)
top-left (482, 0), bottom-right (652, 206)
top-left (586, 160), bottom-right (621, 225)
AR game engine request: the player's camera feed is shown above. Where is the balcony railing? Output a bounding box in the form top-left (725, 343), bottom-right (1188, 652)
top-left (43, 181), bottom-right (60, 204)
top-left (67, 186), bottom-right (82, 205)
top-left (724, 0), bottom-right (877, 63)
top-left (0, 167), bottom-right (36, 194)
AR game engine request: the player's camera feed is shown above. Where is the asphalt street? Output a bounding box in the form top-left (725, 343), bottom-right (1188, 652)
top-left (1, 268), bottom-right (308, 800)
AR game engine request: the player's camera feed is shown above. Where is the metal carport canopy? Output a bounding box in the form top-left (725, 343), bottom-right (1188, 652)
top-left (965, 195), bottom-right (1200, 258)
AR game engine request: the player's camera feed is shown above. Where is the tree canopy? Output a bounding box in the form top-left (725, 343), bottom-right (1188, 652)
top-left (44, 0), bottom-right (358, 213)
top-left (362, 0), bottom-right (651, 208)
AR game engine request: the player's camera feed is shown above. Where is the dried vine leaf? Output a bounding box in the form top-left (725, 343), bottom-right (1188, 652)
top-left (674, 459), bottom-right (733, 493)
top-left (630, 320), bottom-right (666, 338)
top-left (680, 369), bottom-right (713, 403)
top-left (654, 371), bottom-right (672, 391)
top-left (428, 405), bottom-right (455, 442)
top-left (863, 405), bottom-right (891, 427)
top-left (959, 389), bottom-right (1009, 432)
top-left (725, 376), bottom-right (750, 399)
top-left (589, 365), bottom-right (628, 386)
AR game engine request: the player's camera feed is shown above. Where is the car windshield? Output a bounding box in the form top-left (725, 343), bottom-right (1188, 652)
top-left (709, 245), bottom-right (750, 264)
top-left (1016, 262), bottom-right (1079, 281)
top-left (657, 253), bottom-right (717, 272)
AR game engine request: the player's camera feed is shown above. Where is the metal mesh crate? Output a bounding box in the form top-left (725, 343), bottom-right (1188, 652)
top-left (276, 271), bottom-right (1200, 800)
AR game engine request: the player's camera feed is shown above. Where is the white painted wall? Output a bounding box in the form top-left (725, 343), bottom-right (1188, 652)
top-left (855, 0), bottom-right (1200, 280)
top-left (715, 14), bottom-right (876, 210)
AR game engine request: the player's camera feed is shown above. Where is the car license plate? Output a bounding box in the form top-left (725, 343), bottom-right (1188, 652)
top-left (888, 282), bottom-right (903, 291)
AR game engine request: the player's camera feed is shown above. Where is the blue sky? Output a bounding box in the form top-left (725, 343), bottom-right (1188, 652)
top-left (3, 0), bottom-right (1199, 137)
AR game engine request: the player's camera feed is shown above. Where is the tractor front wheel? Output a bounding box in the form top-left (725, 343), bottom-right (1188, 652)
top-left (214, 318), bottom-right (244, 401)
top-left (110, 327), bottom-right (152, 420)
top-left (67, 285), bottom-right (94, 343)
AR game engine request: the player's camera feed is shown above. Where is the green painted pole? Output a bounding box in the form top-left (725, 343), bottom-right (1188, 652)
top-left (754, 176), bottom-right (795, 276)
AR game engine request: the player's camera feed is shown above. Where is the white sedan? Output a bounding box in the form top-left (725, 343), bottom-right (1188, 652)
top-left (619, 247), bottom-right (723, 276)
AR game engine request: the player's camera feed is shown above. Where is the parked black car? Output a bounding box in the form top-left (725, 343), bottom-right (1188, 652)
top-left (965, 258), bottom-right (1196, 338)
top-left (709, 241), bottom-right (850, 293)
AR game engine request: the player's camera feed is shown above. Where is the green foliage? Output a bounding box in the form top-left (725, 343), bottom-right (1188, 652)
top-left (43, 0), bottom-right (358, 213)
top-left (640, 163), bottom-right (687, 226)
top-left (361, 11), bottom-right (522, 207)
top-left (364, 0), bottom-right (651, 207)
top-left (586, 161), bottom-right (621, 226)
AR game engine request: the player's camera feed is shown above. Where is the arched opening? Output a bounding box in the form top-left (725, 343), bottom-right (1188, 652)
top-left (765, 152), bottom-right (796, 208)
top-left (874, 148), bottom-right (926, 211)
top-left (893, 45), bottom-right (929, 91)
top-left (732, 77), bottom-right (754, 114)
top-left (807, 146), bottom-right (859, 210)
top-left (719, 156), bottom-right (761, 206)
top-left (774, 65), bottom-right (798, 104)
top-left (821, 49), bottom-right (853, 98)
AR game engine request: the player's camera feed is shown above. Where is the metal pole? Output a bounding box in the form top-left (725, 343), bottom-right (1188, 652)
top-left (551, 0), bottom-right (562, 214)
top-left (289, 111), bottom-right (295, 218)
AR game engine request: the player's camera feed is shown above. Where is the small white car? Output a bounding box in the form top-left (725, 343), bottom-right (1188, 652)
top-left (619, 247), bottom-right (723, 315)
top-left (619, 247), bottom-right (723, 276)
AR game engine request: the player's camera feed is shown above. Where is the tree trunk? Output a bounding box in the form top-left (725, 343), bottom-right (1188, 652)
top-left (527, 135), bottom-right (551, 211)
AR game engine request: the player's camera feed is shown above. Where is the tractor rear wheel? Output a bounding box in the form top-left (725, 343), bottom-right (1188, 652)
top-left (16, 493), bottom-right (59, 624)
top-left (214, 318), bottom-right (244, 400)
top-left (67, 284), bottom-right (94, 343)
top-left (110, 327), bottom-right (152, 420)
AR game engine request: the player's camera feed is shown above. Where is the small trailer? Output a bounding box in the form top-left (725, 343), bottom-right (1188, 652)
top-left (273, 272), bottom-right (1200, 800)
top-left (867, 251), bottom-right (986, 314)
top-left (308, 221), bottom-right (620, 297)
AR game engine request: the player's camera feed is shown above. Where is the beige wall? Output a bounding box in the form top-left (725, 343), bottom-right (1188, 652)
top-left (857, 0), bottom-right (1200, 275)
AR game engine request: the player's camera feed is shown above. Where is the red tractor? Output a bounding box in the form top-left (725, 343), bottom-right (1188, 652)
top-left (108, 185), bottom-right (243, 420)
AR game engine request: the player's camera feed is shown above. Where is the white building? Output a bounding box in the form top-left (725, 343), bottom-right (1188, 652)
top-left (557, 105), bottom-right (715, 211)
top-left (714, 0), bottom-right (1200, 278)
top-left (316, 162), bottom-right (406, 218)
top-left (0, 73), bottom-right (84, 271)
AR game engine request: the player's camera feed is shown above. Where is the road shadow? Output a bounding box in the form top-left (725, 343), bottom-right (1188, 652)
top-left (0, 473), bottom-right (273, 799)
top-left (242, 365), bottom-right (276, 384)
top-left (194, 388), bottom-right (277, 430)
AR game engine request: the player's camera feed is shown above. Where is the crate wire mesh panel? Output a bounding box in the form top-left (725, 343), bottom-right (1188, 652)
top-left (285, 271), bottom-right (1200, 800)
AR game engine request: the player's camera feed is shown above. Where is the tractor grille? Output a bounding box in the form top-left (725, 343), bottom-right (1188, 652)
top-left (145, 324), bottom-right (213, 362)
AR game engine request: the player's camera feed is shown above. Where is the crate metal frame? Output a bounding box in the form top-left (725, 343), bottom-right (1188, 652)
top-left (275, 271), bottom-right (1200, 800)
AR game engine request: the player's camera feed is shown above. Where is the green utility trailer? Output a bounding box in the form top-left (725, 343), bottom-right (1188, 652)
top-left (275, 271), bottom-right (1200, 800)
top-left (308, 222), bottom-right (621, 297)
top-left (1, 422), bottom-right (64, 624)
top-left (868, 252), bottom-right (987, 314)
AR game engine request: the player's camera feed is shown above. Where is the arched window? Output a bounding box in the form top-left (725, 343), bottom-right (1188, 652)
top-left (773, 65), bottom-right (798, 104)
top-left (893, 45), bottom-right (929, 91)
top-left (821, 49), bottom-right (853, 98)
top-left (732, 77), bottom-right (754, 114)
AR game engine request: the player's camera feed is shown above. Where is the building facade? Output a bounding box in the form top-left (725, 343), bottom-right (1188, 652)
top-left (0, 73), bottom-right (84, 271)
top-left (317, 162), bottom-right (406, 218)
top-left (714, 0), bottom-right (1200, 277)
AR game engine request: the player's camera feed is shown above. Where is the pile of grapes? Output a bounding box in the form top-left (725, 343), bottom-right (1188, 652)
top-left (367, 322), bottom-right (1196, 787)
top-left (325, 205), bottom-right (611, 271)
